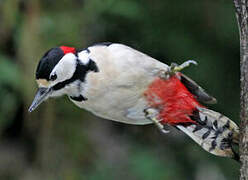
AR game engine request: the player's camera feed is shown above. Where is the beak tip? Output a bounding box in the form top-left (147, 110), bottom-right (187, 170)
top-left (28, 87), bottom-right (52, 114)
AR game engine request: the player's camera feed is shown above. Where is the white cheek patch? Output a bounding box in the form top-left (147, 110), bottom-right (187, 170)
top-left (77, 50), bottom-right (90, 65)
top-left (50, 53), bottom-right (77, 83)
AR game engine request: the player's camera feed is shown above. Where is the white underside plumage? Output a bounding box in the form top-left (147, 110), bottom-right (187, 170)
top-left (32, 43), bottom-right (240, 159)
top-left (70, 43), bottom-right (169, 125)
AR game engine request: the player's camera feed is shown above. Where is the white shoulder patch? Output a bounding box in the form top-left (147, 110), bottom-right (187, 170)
top-left (78, 50), bottom-right (90, 65)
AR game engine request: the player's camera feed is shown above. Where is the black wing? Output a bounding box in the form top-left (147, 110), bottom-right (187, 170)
top-left (180, 74), bottom-right (217, 104)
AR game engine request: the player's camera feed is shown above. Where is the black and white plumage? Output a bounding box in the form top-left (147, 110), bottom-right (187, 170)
top-left (29, 43), bottom-right (239, 161)
top-left (30, 43), bottom-right (169, 124)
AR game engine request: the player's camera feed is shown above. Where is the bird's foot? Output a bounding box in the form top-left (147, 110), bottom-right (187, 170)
top-left (170, 60), bottom-right (197, 74)
top-left (159, 60), bottom-right (197, 79)
top-left (144, 108), bottom-right (170, 134)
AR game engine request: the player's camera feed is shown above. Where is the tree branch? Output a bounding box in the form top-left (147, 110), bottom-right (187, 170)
top-left (233, 0), bottom-right (248, 179)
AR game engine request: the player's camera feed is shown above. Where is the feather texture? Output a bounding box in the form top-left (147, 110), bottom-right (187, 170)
top-left (144, 75), bottom-right (202, 124)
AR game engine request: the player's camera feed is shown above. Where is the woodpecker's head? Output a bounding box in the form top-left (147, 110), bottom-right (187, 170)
top-left (29, 46), bottom-right (98, 112)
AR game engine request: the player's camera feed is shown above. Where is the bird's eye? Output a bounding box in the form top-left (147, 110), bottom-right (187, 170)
top-left (50, 73), bottom-right (57, 81)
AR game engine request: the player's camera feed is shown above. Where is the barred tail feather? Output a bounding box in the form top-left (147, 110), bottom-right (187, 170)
top-left (176, 107), bottom-right (239, 161)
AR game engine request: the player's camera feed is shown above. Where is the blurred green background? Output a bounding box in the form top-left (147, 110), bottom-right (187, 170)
top-left (0, 0), bottom-right (240, 179)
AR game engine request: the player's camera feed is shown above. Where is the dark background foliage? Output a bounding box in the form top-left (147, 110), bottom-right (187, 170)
top-left (0, 0), bottom-right (240, 179)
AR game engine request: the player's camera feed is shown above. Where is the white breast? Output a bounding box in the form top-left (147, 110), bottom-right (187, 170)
top-left (71, 43), bottom-right (169, 125)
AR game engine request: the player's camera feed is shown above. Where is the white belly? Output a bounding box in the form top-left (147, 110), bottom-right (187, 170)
top-left (70, 44), bottom-right (169, 125)
top-left (72, 84), bottom-right (151, 125)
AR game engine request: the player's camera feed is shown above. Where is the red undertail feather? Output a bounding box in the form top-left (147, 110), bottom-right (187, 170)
top-left (144, 74), bottom-right (239, 160)
top-left (144, 75), bottom-right (203, 125)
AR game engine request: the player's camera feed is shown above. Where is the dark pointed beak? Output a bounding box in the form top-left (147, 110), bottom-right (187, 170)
top-left (28, 87), bottom-right (52, 112)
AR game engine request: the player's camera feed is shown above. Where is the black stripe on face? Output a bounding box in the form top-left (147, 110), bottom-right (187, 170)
top-left (52, 58), bottom-right (99, 91)
top-left (70, 95), bottom-right (88, 101)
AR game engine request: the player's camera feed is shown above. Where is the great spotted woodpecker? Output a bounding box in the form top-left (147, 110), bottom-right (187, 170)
top-left (29, 43), bottom-right (239, 161)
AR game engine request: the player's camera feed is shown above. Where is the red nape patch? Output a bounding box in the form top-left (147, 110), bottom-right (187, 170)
top-left (60, 46), bottom-right (76, 54)
top-left (144, 75), bottom-right (203, 125)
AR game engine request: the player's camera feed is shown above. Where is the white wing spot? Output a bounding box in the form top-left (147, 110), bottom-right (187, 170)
top-left (78, 50), bottom-right (90, 65)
